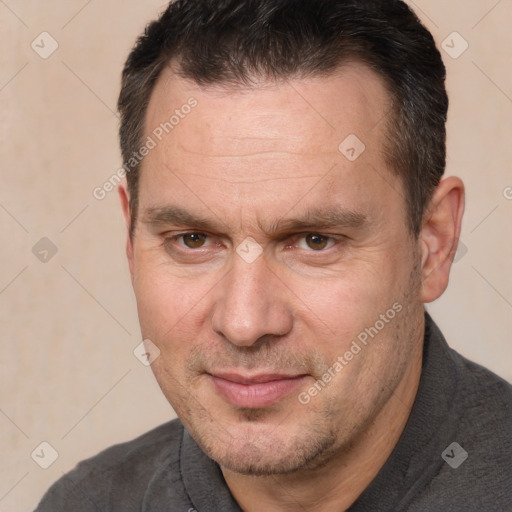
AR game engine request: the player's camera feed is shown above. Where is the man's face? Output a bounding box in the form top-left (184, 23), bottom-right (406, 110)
top-left (125, 63), bottom-right (425, 475)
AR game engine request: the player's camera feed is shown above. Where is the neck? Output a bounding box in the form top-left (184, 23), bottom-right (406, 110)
top-left (221, 332), bottom-right (424, 512)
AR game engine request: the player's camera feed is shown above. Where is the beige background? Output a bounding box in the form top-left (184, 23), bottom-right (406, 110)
top-left (1, 1), bottom-right (511, 510)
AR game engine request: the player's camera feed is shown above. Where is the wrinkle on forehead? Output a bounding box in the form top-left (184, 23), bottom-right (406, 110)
top-left (171, 171), bottom-right (330, 185)
top-left (145, 62), bottom-right (390, 161)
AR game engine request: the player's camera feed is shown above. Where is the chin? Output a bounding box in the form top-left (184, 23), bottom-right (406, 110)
top-left (194, 417), bottom-right (340, 476)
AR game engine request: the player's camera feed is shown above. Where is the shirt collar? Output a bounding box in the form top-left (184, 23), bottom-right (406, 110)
top-left (180, 427), bottom-right (243, 512)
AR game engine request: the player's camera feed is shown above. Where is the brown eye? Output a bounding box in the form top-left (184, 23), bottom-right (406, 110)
top-left (305, 234), bottom-right (330, 250)
top-left (182, 233), bottom-right (207, 248)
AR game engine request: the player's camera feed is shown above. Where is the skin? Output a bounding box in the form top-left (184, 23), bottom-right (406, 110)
top-left (119, 62), bottom-right (464, 511)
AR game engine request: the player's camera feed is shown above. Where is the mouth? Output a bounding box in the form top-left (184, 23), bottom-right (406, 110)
top-left (208, 371), bottom-right (308, 408)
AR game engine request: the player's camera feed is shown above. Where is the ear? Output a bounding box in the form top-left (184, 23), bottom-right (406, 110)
top-left (118, 182), bottom-right (135, 282)
top-left (420, 176), bottom-right (465, 303)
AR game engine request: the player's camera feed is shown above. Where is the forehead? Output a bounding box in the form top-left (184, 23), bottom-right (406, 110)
top-left (145, 61), bottom-right (391, 159)
top-left (139, 62), bottom-right (402, 229)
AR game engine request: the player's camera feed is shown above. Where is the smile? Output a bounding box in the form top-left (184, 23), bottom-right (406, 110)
top-left (209, 372), bottom-right (308, 408)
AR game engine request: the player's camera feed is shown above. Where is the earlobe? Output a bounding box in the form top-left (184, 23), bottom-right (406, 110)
top-left (419, 176), bottom-right (465, 303)
top-left (118, 183), bottom-right (135, 281)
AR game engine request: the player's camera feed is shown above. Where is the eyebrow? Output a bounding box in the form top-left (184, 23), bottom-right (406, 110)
top-left (141, 205), bottom-right (367, 235)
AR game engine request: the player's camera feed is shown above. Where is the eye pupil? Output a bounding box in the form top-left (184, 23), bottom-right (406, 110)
top-left (183, 233), bottom-right (207, 248)
top-left (306, 234), bottom-right (328, 250)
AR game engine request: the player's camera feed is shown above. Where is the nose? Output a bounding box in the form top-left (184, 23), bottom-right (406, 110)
top-left (211, 253), bottom-right (293, 347)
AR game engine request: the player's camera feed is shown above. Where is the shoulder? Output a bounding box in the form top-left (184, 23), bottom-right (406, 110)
top-left (451, 350), bottom-right (512, 479)
top-left (429, 316), bottom-right (512, 426)
top-left (35, 418), bottom-right (185, 511)
top-left (418, 347), bottom-right (512, 510)
top-left (450, 347), bottom-right (512, 430)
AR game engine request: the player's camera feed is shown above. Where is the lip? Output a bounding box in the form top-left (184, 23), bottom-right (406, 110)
top-left (209, 372), bottom-right (308, 408)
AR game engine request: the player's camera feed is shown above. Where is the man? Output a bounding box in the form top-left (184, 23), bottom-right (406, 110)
top-left (36, 0), bottom-right (511, 510)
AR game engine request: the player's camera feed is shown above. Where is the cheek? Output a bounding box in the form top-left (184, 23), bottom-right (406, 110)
top-left (289, 261), bottom-right (400, 340)
top-left (132, 263), bottom-right (212, 405)
top-left (132, 254), bottom-right (213, 347)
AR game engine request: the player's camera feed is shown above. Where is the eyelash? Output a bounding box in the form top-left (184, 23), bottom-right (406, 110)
top-left (164, 232), bottom-right (340, 253)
